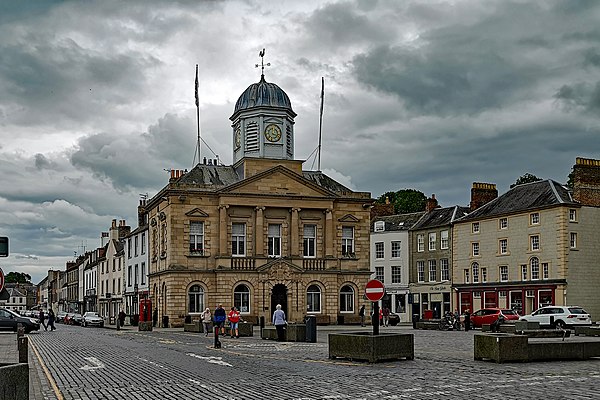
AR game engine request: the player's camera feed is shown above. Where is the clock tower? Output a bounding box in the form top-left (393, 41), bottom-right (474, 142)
top-left (230, 73), bottom-right (296, 164)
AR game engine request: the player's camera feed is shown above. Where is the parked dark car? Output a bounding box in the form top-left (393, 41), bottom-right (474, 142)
top-left (67, 313), bottom-right (83, 325)
top-left (0, 308), bottom-right (41, 333)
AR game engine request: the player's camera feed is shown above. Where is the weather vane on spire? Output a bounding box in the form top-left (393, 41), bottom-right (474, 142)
top-left (255, 48), bottom-right (271, 78)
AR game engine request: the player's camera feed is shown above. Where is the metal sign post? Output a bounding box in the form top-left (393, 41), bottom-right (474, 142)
top-left (364, 279), bottom-right (385, 336)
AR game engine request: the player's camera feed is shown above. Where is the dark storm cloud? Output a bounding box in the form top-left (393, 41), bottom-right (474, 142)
top-left (554, 82), bottom-right (600, 112)
top-left (70, 113), bottom-right (198, 190)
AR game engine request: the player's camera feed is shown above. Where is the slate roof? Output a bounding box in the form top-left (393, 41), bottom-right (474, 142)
top-left (412, 206), bottom-right (470, 230)
top-left (169, 164), bottom-right (360, 197)
top-left (371, 212), bottom-right (426, 232)
top-left (459, 179), bottom-right (576, 222)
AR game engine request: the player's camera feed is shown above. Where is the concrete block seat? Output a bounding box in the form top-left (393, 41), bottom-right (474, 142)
top-left (574, 326), bottom-right (600, 337)
top-left (329, 332), bottom-right (414, 363)
top-left (261, 324), bottom-right (306, 341)
top-left (225, 322), bottom-right (253, 337)
top-left (475, 333), bottom-right (600, 363)
top-left (184, 321), bottom-right (203, 333)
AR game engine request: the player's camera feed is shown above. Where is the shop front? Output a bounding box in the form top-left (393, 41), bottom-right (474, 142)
top-left (382, 287), bottom-right (409, 323)
top-left (409, 283), bottom-right (452, 320)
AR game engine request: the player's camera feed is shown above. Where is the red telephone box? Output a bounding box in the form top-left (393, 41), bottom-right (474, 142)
top-left (139, 299), bottom-right (152, 322)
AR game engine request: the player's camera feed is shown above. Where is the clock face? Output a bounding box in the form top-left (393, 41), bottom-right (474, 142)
top-left (264, 124), bottom-right (282, 142)
top-left (234, 127), bottom-right (241, 148)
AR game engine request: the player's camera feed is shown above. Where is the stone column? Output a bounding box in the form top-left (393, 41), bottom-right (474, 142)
top-left (255, 206), bottom-right (265, 256)
top-left (325, 209), bottom-right (334, 257)
top-left (290, 208), bottom-right (300, 256)
top-left (219, 205), bottom-right (229, 256)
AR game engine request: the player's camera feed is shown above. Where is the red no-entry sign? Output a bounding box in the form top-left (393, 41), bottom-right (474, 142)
top-left (364, 279), bottom-right (385, 302)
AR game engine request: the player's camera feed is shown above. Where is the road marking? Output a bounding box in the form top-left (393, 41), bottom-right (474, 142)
top-left (187, 352), bottom-right (232, 367)
top-left (30, 339), bottom-right (64, 400)
top-left (188, 379), bottom-right (220, 394)
top-left (79, 357), bottom-right (105, 370)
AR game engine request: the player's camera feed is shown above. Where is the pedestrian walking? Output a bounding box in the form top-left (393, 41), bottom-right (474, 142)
top-left (47, 309), bottom-right (56, 331)
top-left (39, 310), bottom-right (47, 331)
top-left (272, 304), bottom-right (287, 342)
top-left (382, 306), bottom-right (390, 327)
top-left (359, 305), bottom-right (366, 327)
top-left (200, 307), bottom-right (212, 337)
top-left (152, 307), bottom-right (158, 327)
top-left (118, 309), bottom-right (126, 328)
top-left (228, 307), bottom-right (241, 338)
top-left (213, 304), bottom-right (226, 336)
top-left (379, 307), bottom-right (383, 326)
top-left (464, 309), bottom-right (471, 332)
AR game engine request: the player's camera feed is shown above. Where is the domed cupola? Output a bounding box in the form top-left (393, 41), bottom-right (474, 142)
top-left (233, 75), bottom-right (295, 116)
top-left (230, 53), bottom-right (297, 164)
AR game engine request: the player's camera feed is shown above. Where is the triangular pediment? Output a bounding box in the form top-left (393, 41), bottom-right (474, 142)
top-left (338, 214), bottom-right (360, 223)
top-left (220, 165), bottom-right (336, 197)
top-left (257, 258), bottom-right (303, 281)
top-left (185, 208), bottom-right (209, 217)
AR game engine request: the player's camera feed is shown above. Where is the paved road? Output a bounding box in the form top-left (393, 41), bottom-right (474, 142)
top-left (26, 324), bottom-right (600, 399)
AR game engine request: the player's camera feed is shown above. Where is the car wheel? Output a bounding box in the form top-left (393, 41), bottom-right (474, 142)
top-left (556, 320), bottom-right (566, 329)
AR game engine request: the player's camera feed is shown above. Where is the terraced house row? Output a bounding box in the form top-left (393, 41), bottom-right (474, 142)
top-left (372, 157), bottom-right (600, 322)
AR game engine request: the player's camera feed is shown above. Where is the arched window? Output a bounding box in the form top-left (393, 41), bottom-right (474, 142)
top-left (234, 284), bottom-right (250, 313)
top-left (339, 285), bottom-right (354, 313)
top-left (188, 285), bottom-right (204, 314)
top-left (472, 262), bottom-right (479, 283)
top-left (307, 284), bottom-right (321, 313)
top-left (530, 257), bottom-right (540, 280)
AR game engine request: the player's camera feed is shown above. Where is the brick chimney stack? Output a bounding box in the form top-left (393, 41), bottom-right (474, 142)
top-left (426, 194), bottom-right (439, 212)
top-left (118, 219), bottom-right (131, 240)
top-left (572, 157), bottom-right (600, 206)
top-left (138, 199), bottom-right (148, 227)
top-left (470, 182), bottom-right (498, 211)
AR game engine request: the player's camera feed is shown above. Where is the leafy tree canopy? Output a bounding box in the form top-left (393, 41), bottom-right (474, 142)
top-left (5, 271), bottom-right (32, 284)
top-left (376, 189), bottom-right (427, 214)
top-left (510, 173), bottom-right (542, 189)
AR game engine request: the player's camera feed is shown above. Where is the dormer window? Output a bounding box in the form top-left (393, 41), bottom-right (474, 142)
top-left (374, 221), bottom-right (385, 232)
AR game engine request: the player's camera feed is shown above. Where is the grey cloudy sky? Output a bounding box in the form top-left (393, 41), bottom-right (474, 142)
top-left (1, 0), bottom-right (599, 284)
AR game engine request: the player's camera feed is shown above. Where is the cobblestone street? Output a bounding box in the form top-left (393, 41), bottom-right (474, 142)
top-left (26, 324), bottom-right (600, 399)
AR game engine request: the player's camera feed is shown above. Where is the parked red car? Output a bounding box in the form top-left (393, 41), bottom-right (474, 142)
top-left (470, 308), bottom-right (519, 328)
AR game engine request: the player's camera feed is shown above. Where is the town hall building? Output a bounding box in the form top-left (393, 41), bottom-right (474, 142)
top-left (146, 68), bottom-right (373, 327)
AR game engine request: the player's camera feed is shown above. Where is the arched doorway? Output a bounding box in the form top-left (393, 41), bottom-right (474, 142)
top-left (271, 284), bottom-right (288, 318)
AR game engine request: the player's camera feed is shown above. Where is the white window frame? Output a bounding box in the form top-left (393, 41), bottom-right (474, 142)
top-left (303, 224), bottom-right (316, 258)
top-left (375, 242), bottom-right (384, 259)
top-left (499, 238), bottom-right (508, 255)
top-left (428, 232), bottom-right (436, 251)
top-left (569, 209), bottom-right (577, 222)
top-left (570, 232), bottom-right (577, 249)
top-left (417, 261), bottom-right (425, 282)
top-left (428, 259), bottom-right (437, 282)
top-left (188, 284), bottom-right (204, 314)
top-left (464, 269), bottom-right (470, 284)
top-left (481, 267), bottom-right (487, 283)
top-left (375, 266), bottom-right (384, 282)
top-left (234, 284), bottom-right (251, 313)
top-left (417, 234), bottom-right (425, 252)
top-left (530, 257), bottom-right (539, 280)
top-left (232, 223), bottom-right (246, 256)
top-left (440, 258), bottom-right (449, 281)
top-left (341, 226), bottom-right (354, 256)
top-left (499, 265), bottom-right (508, 282)
top-left (530, 212), bottom-right (540, 225)
top-left (391, 241), bottom-right (401, 258)
top-left (530, 235), bottom-right (540, 251)
top-left (440, 230), bottom-right (449, 249)
top-left (472, 262), bottom-right (479, 283)
top-left (268, 223), bottom-right (282, 257)
top-left (499, 217), bottom-right (508, 230)
top-left (374, 221), bottom-right (385, 232)
top-left (306, 285), bottom-right (321, 313)
top-left (339, 285), bottom-right (354, 313)
top-left (189, 221), bottom-right (204, 255)
top-left (472, 242), bottom-right (480, 256)
top-left (391, 266), bottom-right (402, 284)
top-left (521, 264), bottom-right (528, 281)
top-left (542, 263), bottom-right (549, 279)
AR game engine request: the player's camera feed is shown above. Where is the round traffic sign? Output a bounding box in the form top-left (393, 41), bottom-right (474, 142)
top-left (364, 279), bottom-right (385, 302)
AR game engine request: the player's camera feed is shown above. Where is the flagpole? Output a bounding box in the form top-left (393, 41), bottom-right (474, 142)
top-left (195, 64), bottom-right (201, 165)
top-left (317, 77), bottom-right (324, 171)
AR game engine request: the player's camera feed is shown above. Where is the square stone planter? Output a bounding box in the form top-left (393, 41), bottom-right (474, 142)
top-left (328, 332), bottom-right (414, 363)
top-left (225, 322), bottom-right (253, 337)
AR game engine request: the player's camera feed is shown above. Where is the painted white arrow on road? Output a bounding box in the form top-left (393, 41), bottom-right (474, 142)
top-left (79, 357), bottom-right (105, 371)
top-left (186, 353), bottom-right (232, 367)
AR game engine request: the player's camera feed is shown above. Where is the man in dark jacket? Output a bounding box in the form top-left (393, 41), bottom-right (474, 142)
top-left (39, 310), bottom-right (47, 331)
top-left (464, 310), bottom-right (471, 332)
top-left (213, 304), bottom-right (226, 335)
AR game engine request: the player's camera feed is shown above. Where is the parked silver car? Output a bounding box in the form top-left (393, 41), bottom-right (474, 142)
top-left (82, 312), bottom-right (104, 328)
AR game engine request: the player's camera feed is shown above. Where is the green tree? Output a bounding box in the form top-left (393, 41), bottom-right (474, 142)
top-left (376, 189), bottom-right (427, 214)
top-left (510, 173), bottom-right (542, 189)
top-left (5, 271), bottom-right (32, 284)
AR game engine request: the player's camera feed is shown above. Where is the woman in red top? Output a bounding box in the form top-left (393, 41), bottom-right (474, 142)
top-left (228, 307), bottom-right (241, 338)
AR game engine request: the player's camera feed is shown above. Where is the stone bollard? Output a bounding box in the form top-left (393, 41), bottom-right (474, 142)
top-left (18, 336), bottom-right (28, 364)
top-left (17, 323), bottom-right (24, 337)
